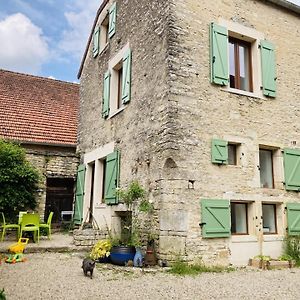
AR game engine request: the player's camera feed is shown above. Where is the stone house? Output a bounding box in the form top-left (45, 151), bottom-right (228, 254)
top-left (77, 0), bottom-right (300, 265)
top-left (0, 69), bottom-right (79, 224)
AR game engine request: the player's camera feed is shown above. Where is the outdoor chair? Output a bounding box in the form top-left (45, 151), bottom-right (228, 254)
top-left (39, 212), bottom-right (53, 239)
top-left (0, 212), bottom-right (20, 242)
top-left (18, 211), bottom-right (27, 225)
top-left (20, 213), bottom-right (40, 243)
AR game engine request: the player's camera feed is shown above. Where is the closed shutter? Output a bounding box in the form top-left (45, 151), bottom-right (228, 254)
top-left (102, 71), bottom-right (110, 118)
top-left (104, 150), bottom-right (120, 205)
top-left (122, 49), bottom-right (132, 104)
top-left (287, 203), bottom-right (300, 235)
top-left (93, 26), bottom-right (100, 58)
top-left (210, 23), bottom-right (229, 86)
top-left (108, 2), bottom-right (117, 38)
top-left (211, 139), bottom-right (228, 164)
top-left (201, 199), bottom-right (231, 238)
top-left (73, 164), bottom-right (85, 225)
top-left (260, 40), bottom-right (276, 98)
top-left (283, 149), bottom-right (300, 191)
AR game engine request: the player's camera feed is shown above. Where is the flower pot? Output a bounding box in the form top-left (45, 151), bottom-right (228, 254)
top-left (97, 255), bottom-right (111, 263)
top-left (110, 246), bottom-right (136, 266)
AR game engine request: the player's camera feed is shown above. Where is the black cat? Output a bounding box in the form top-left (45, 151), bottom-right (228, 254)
top-left (82, 258), bottom-right (96, 279)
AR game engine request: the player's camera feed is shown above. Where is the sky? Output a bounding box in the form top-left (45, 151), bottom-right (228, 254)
top-left (0, 0), bottom-right (299, 83)
top-left (0, 0), bottom-right (102, 82)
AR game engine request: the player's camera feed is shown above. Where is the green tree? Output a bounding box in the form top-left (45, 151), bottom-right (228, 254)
top-left (0, 140), bottom-right (40, 221)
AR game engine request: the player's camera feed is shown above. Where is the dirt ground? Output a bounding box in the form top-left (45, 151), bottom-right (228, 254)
top-left (1, 252), bottom-right (300, 300)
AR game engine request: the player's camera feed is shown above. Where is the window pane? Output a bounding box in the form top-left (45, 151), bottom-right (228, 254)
top-left (228, 144), bottom-right (237, 165)
top-left (231, 203), bottom-right (247, 234)
top-left (229, 41), bottom-right (236, 88)
top-left (259, 149), bottom-right (274, 188)
top-left (239, 44), bottom-right (251, 92)
top-left (262, 204), bottom-right (276, 234)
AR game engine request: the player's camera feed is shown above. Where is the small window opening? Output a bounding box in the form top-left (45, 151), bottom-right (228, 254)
top-left (259, 149), bottom-right (274, 188)
top-left (228, 144), bottom-right (237, 165)
top-left (117, 66), bottom-right (123, 109)
top-left (231, 202), bottom-right (248, 234)
top-left (262, 204), bottom-right (277, 234)
top-left (101, 14), bottom-right (109, 45)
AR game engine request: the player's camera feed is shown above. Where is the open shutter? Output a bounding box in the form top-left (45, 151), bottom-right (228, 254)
top-left (122, 49), bottom-right (132, 104)
top-left (212, 139), bottom-right (228, 164)
top-left (260, 40), bottom-right (276, 98)
top-left (93, 26), bottom-right (100, 58)
top-left (102, 71), bottom-right (110, 118)
top-left (73, 164), bottom-right (85, 225)
top-left (283, 149), bottom-right (300, 191)
top-left (210, 23), bottom-right (228, 86)
top-left (108, 2), bottom-right (117, 38)
top-left (201, 199), bottom-right (230, 238)
top-left (287, 203), bottom-right (300, 235)
top-left (104, 150), bottom-right (120, 205)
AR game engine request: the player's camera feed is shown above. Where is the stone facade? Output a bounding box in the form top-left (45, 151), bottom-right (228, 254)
top-left (23, 144), bottom-right (79, 220)
top-left (78, 0), bottom-right (300, 265)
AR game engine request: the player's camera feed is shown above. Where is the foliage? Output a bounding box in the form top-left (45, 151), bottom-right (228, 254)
top-left (254, 255), bottom-right (271, 262)
top-left (117, 181), bottom-right (145, 206)
top-left (283, 235), bottom-right (300, 266)
top-left (0, 288), bottom-right (6, 300)
top-left (90, 239), bottom-right (112, 260)
top-left (138, 198), bottom-right (154, 213)
top-left (0, 140), bottom-right (40, 221)
top-left (278, 254), bottom-right (293, 261)
top-left (168, 260), bottom-right (234, 276)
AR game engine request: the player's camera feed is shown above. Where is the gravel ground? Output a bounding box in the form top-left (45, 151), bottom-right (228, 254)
top-left (1, 252), bottom-right (300, 300)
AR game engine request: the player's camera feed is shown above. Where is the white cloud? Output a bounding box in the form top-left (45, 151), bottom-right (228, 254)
top-left (59, 0), bottom-right (101, 60)
top-left (0, 13), bottom-right (49, 74)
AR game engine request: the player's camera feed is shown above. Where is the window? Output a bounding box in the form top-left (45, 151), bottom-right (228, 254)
top-left (210, 21), bottom-right (276, 98)
top-left (231, 202), bottom-right (248, 234)
top-left (259, 149), bottom-right (274, 188)
top-left (229, 38), bottom-right (253, 92)
top-left (101, 14), bottom-right (109, 46)
top-left (103, 46), bottom-right (132, 118)
top-left (262, 204), bottom-right (277, 234)
top-left (228, 143), bottom-right (237, 165)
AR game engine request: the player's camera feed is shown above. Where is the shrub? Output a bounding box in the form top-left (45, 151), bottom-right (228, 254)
top-left (283, 235), bottom-right (300, 266)
top-left (90, 239), bottom-right (112, 260)
top-left (0, 140), bottom-right (40, 221)
top-left (0, 288), bottom-right (6, 300)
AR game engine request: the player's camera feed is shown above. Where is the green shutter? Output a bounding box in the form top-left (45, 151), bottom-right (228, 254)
top-left (122, 49), bottom-right (132, 104)
top-left (201, 199), bottom-right (230, 238)
top-left (93, 26), bottom-right (100, 58)
top-left (212, 139), bottom-right (228, 164)
top-left (104, 150), bottom-right (120, 205)
top-left (283, 149), bottom-right (300, 191)
top-left (73, 164), bottom-right (85, 225)
top-left (108, 2), bottom-right (117, 38)
top-left (287, 203), bottom-right (300, 235)
top-left (260, 40), bottom-right (276, 98)
top-left (102, 71), bottom-right (110, 118)
top-left (210, 23), bottom-right (229, 86)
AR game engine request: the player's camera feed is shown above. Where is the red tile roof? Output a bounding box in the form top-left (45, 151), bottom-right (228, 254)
top-left (0, 69), bottom-right (79, 146)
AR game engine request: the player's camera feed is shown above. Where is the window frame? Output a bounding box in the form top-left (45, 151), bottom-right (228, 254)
top-left (259, 148), bottom-right (274, 189)
top-left (229, 37), bottom-right (253, 93)
top-left (231, 201), bottom-right (249, 235)
top-left (262, 203), bottom-right (277, 235)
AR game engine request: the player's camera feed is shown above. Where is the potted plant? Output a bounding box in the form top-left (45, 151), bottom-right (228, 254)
top-left (90, 239), bottom-right (112, 263)
top-left (109, 181), bottom-right (153, 266)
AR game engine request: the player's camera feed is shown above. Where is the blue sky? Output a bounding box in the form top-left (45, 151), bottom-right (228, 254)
top-left (0, 0), bottom-right (299, 82)
top-left (0, 0), bottom-right (101, 82)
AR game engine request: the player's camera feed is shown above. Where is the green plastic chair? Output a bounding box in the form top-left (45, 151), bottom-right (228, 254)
top-left (18, 211), bottom-right (27, 225)
top-left (20, 213), bottom-right (40, 243)
top-left (0, 212), bottom-right (20, 241)
top-left (39, 212), bottom-right (53, 239)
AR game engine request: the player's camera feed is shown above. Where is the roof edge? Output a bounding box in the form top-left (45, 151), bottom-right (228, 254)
top-left (77, 0), bottom-right (109, 79)
top-left (265, 0), bottom-right (300, 14)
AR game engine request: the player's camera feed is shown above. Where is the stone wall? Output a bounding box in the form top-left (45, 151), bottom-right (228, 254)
top-left (79, 0), bottom-right (300, 265)
top-left (73, 229), bottom-right (107, 247)
top-left (23, 144), bottom-right (79, 218)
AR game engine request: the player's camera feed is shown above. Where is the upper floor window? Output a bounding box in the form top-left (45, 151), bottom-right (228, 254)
top-left (229, 38), bottom-right (253, 92)
top-left (210, 21), bottom-right (276, 98)
top-left (259, 149), bottom-right (274, 189)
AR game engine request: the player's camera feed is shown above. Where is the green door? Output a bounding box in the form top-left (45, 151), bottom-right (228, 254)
top-left (73, 164), bottom-right (86, 225)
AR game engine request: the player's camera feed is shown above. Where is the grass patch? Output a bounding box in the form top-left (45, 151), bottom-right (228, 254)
top-left (168, 260), bottom-right (234, 276)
